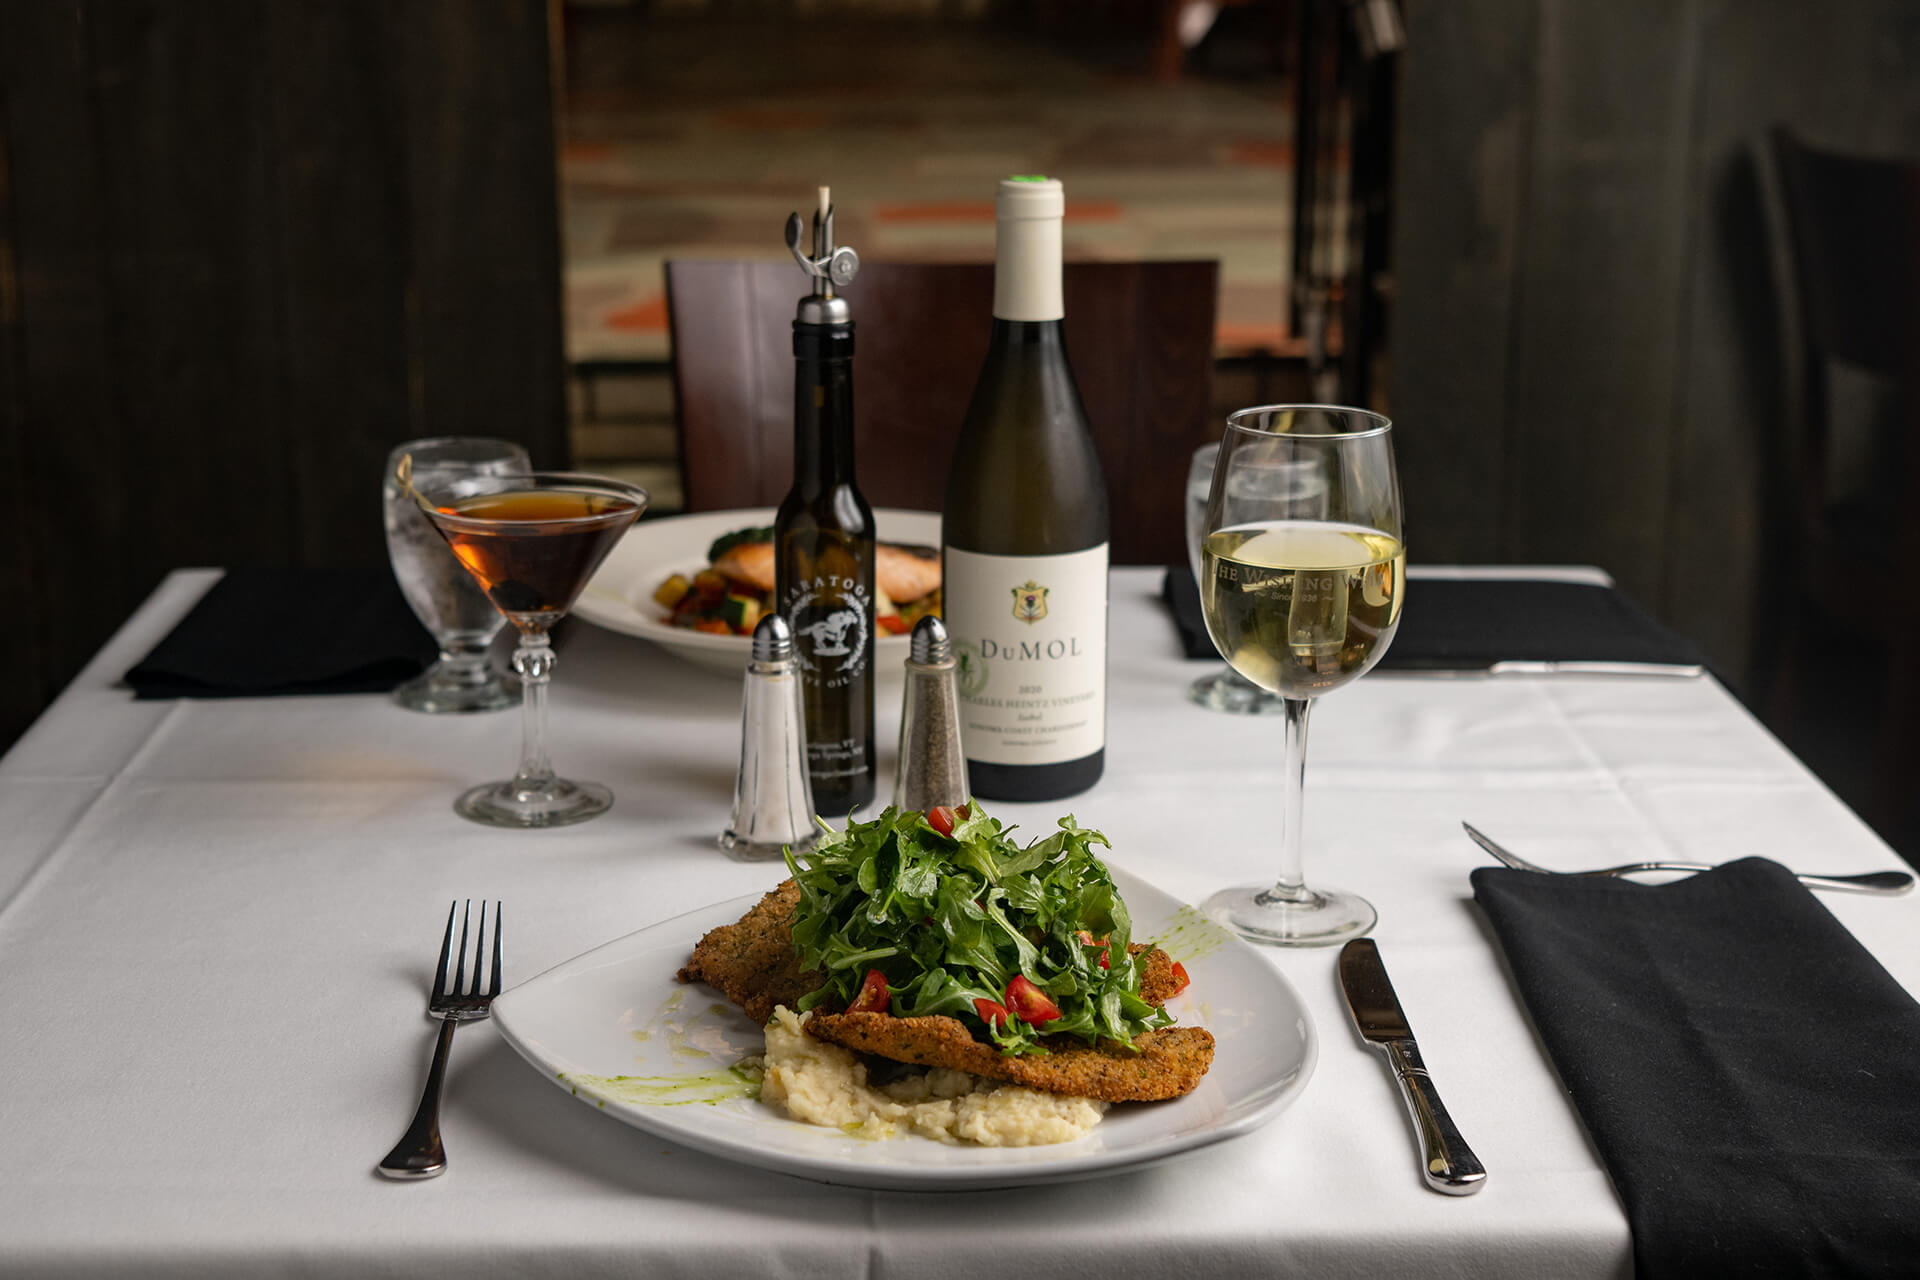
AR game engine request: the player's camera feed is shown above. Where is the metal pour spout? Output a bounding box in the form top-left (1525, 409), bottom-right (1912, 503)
top-left (785, 184), bottom-right (859, 302)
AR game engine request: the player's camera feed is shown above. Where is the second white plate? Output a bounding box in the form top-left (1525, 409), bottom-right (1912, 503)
top-left (573, 507), bottom-right (942, 678)
top-left (492, 865), bottom-right (1316, 1190)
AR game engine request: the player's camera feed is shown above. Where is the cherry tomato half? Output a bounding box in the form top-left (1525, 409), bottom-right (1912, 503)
top-left (973, 997), bottom-right (1010, 1029)
top-left (847, 968), bottom-right (890, 1014)
top-left (1005, 974), bottom-right (1062, 1024)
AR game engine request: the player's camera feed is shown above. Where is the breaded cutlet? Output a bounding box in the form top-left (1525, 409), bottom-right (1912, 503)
top-left (676, 880), bottom-right (821, 1024)
top-left (802, 1012), bottom-right (1215, 1102)
top-left (678, 879), bottom-right (1185, 1021)
top-left (678, 879), bottom-right (1210, 1100)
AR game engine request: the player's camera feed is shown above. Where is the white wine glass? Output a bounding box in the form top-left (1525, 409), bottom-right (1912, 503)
top-left (1199, 405), bottom-right (1404, 945)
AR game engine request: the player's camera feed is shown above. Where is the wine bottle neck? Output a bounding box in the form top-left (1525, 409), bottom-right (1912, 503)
top-left (992, 212), bottom-right (1064, 322)
top-left (986, 317), bottom-right (1068, 349)
top-left (792, 325), bottom-right (855, 495)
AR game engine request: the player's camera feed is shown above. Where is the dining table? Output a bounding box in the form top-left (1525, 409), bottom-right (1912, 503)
top-left (2, 564), bottom-right (1914, 1279)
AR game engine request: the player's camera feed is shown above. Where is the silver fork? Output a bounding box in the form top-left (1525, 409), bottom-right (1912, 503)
top-left (1463, 823), bottom-right (1913, 896)
top-left (377, 901), bottom-right (502, 1180)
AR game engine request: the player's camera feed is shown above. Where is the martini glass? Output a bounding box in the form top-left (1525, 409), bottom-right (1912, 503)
top-left (406, 463), bottom-right (648, 828)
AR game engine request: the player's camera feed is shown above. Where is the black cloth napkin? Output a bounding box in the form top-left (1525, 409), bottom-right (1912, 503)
top-left (125, 568), bottom-right (438, 698)
top-left (1161, 566), bottom-right (1705, 669)
top-left (1473, 860), bottom-right (1920, 1278)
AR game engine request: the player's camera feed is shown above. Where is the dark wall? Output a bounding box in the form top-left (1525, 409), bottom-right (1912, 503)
top-left (0, 0), bottom-right (569, 749)
top-left (1391, 0), bottom-right (1920, 689)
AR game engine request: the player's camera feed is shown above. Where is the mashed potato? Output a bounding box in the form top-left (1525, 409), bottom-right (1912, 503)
top-left (758, 1006), bottom-right (1106, 1146)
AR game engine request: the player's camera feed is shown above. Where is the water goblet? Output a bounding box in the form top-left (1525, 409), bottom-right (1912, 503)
top-left (1198, 406), bottom-right (1404, 945)
top-left (383, 438), bottom-right (531, 713)
top-left (405, 462), bottom-right (648, 828)
top-left (1183, 442), bottom-right (1325, 714)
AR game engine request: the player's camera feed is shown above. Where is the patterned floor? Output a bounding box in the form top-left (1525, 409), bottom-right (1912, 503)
top-left (562, 13), bottom-right (1303, 363)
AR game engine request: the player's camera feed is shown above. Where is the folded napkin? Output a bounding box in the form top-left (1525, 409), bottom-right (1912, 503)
top-left (1473, 860), bottom-right (1920, 1279)
top-left (125, 568), bottom-right (438, 699)
top-left (1161, 567), bottom-right (1705, 669)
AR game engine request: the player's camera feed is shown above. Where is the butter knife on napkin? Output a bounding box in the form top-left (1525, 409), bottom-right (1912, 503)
top-left (1339, 937), bottom-right (1487, 1195)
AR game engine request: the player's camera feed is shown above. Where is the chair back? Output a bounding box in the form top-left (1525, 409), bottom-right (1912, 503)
top-left (1771, 127), bottom-right (1920, 381)
top-left (1770, 129), bottom-right (1920, 528)
top-left (665, 260), bottom-right (1218, 565)
top-left (1766, 128), bottom-right (1920, 841)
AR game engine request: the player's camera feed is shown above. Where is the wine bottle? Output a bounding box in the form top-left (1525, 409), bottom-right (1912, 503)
top-left (776, 187), bottom-right (877, 814)
top-left (942, 176), bottom-right (1109, 801)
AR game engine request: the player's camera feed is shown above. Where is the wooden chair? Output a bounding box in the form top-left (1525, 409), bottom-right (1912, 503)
top-left (664, 260), bottom-right (1218, 566)
top-left (1768, 127), bottom-right (1920, 838)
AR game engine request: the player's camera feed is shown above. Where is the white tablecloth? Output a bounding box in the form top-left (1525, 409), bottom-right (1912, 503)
top-left (2, 568), bottom-right (1913, 1278)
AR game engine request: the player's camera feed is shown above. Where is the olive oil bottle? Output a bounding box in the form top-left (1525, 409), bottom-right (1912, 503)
top-left (775, 187), bottom-right (877, 814)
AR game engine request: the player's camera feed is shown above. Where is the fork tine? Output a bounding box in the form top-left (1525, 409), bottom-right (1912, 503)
top-left (1461, 822), bottom-right (1523, 865)
top-left (432, 901), bottom-right (457, 999)
top-left (452, 899), bottom-right (471, 996)
top-left (467, 901), bottom-right (489, 999)
top-left (488, 903), bottom-right (503, 998)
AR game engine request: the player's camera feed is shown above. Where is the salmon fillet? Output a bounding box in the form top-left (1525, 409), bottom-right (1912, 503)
top-left (712, 540), bottom-right (776, 594)
top-left (678, 880), bottom-right (1208, 1099)
top-left (709, 539), bottom-right (941, 604)
top-left (803, 1013), bottom-right (1215, 1102)
top-left (875, 543), bottom-right (940, 603)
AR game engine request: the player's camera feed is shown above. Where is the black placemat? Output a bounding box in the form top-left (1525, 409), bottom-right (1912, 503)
top-left (125, 568), bottom-right (437, 698)
top-left (1161, 567), bottom-right (1705, 669)
top-left (1473, 860), bottom-right (1920, 1278)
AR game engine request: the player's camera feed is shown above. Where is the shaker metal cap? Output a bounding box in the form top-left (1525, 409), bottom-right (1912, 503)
top-left (752, 613), bottom-right (794, 663)
top-left (908, 615), bottom-right (952, 665)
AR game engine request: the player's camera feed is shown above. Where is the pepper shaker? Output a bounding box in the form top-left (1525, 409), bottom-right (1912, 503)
top-left (893, 616), bottom-right (970, 812)
top-left (721, 615), bottom-right (819, 860)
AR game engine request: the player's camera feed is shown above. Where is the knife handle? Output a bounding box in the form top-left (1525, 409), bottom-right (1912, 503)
top-left (1386, 1040), bottom-right (1487, 1195)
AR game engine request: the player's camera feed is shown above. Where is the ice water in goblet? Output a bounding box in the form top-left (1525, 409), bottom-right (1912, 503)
top-left (410, 467), bottom-right (648, 829)
top-left (383, 438), bottom-right (531, 713)
top-left (1198, 406), bottom-right (1404, 946)
top-left (1184, 442), bottom-right (1326, 715)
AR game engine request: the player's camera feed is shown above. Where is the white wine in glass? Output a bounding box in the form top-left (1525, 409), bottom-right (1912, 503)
top-left (1198, 406), bottom-right (1404, 945)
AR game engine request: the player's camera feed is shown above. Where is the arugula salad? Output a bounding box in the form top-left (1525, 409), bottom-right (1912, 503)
top-left (783, 803), bottom-right (1176, 1056)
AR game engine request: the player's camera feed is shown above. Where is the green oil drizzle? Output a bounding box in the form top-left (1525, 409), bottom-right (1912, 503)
top-left (577, 984), bottom-right (766, 1107)
top-left (562, 1062), bottom-right (764, 1107)
top-left (1152, 905), bottom-right (1233, 965)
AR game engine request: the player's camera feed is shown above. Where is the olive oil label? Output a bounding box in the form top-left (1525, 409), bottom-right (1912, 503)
top-left (947, 545), bottom-right (1108, 765)
top-left (784, 574), bottom-right (871, 689)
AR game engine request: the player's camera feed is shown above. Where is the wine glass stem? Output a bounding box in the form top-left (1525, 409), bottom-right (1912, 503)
top-left (1264, 696), bottom-right (1314, 906)
top-left (511, 633), bottom-right (557, 791)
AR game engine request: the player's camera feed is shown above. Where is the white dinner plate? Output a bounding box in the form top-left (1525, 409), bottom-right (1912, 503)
top-left (573, 508), bottom-right (943, 678)
top-left (492, 865), bottom-right (1316, 1190)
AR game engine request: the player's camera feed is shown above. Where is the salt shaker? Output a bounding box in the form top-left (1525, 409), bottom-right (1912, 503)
top-left (893, 616), bottom-right (970, 812)
top-left (721, 615), bottom-right (818, 860)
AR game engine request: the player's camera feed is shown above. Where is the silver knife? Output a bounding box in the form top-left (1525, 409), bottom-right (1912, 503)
top-left (1338, 937), bottom-right (1487, 1195)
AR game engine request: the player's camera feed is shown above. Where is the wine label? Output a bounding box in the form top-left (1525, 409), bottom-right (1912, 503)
top-left (945, 545), bottom-right (1108, 766)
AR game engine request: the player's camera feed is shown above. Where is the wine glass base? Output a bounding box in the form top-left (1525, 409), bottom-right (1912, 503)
top-left (1204, 882), bottom-right (1377, 948)
top-left (1186, 669), bottom-right (1284, 715)
top-left (392, 664), bottom-right (520, 714)
top-left (454, 777), bottom-right (613, 828)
